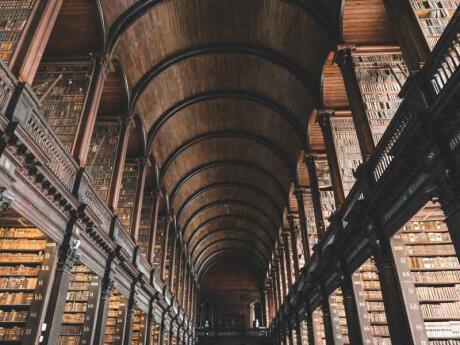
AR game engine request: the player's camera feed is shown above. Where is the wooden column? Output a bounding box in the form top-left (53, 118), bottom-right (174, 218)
top-left (123, 286), bottom-right (138, 345)
top-left (72, 55), bottom-right (110, 166)
top-left (283, 232), bottom-right (294, 287)
top-left (42, 224), bottom-right (80, 344)
top-left (107, 115), bottom-right (132, 210)
top-left (169, 234), bottom-right (178, 290)
top-left (146, 299), bottom-right (155, 345)
top-left (305, 309), bottom-right (316, 345)
top-left (174, 249), bottom-right (182, 296)
top-left (158, 313), bottom-right (166, 345)
top-left (373, 239), bottom-right (418, 345)
top-left (278, 251), bottom-right (288, 300)
top-left (338, 268), bottom-right (367, 345)
top-left (93, 260), bottom-right (115, 345)
top-left (161, 217), bottom-right (172, 281)
top-left (130, 156), bottom-right (151, 241)
top-left (11, 0), bottom-right (63, 83)
top-left (273, 266), bottom-right (281, 311)
top-left (148, 191), bottom-right (162, 263)
top-left (317, 113), bottom-right (346, 207)
top-left (320, 284), bottom-right (335, 345)
top-left (335, 47), bottom-right (375, 161)
top-left (305, 155), bottom-right (326, 240)
top-left (293, 189), bottom-right (311, 260)
top-left (182, 264), bottom-right (188, 307)
top-left (382, 0), bottom-right (429, 71)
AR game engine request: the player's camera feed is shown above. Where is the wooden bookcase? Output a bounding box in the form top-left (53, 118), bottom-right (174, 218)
top-left (138, 194), bottom-right (153, 258)
top-left (103, 290), bottom-right (127, 345)
top-left (0, 227), bottom-right (57, 344)
top-left (86, 123), bottom-right (121, 202)
top-left (352, 51), bottom-right (408, 145)
top-left (59, 264), bottom-right (100, 345)
top-left (392, 216), bottom-right (460, 344)
top-left (409, 0), bottom-right (460, 50)
top-left (150, 321), bottom-right (160, 345)
top-left (302, 192), bottom-right (319, 255)
top-left (330, 117), bottom-right (362, 197)
top-left (329, 289), bottom-right (349, 345)
top-left (117, 161), bottom-right (139, 234)
top-left (312, 307), bottom-right (327, 345)
top-left (131, 308), bottom-right (147, 345)
top-left (354, 259), bottom-right (391, 345)
top-left (152, 217), bottom-right (167, 272)
top-left (32, 62), bottom-right (92, 152)
top-left (0, 0), bottom-right (36, 64)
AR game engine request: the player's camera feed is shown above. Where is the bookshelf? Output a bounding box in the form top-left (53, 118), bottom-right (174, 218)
top-left (131, 308), bottom-right (147, 345)
top-left (32, 62), bottom-right (92, 152)
top-left (312, 307), bottom-right (327, 345)
top-left (409, 0), bottom-right (460, 50)
top-left (152, 217), bottom-right (167, 274)
top-left (355, 259), bottom-right (392, 345)
top-left (352, 51), bottom-right (408, 145)
top-left (292, 217), bottom-right (305, 268)
top-left (150, 321), bottom-right (160, 345)
top-left (103, 290), bottom-right (127, 345)
top-left (0, 0), bottom-right (36, 64)
top-left (330, 117), bottom-right (362, 197)
top-left (315, 160), bottom-right (336, 228)
top-left (302, 193), bottom-right (319, 255)
top-left (86, 123), bottom-right (121, 202)
top-left (394, 219), bottom-right (460, 344)
top-left (117, 161), bottom-right (139, 234)
top-left (59, 264), bottom-right (100, 345)
top-left (138, 194), bottom-right (153, 258)
top-left (329, 289), bottom-right (349, 345)
top-left (0, 227), bottom-right (57, 344)
top-left (300, 320), bottom-right (310, 345)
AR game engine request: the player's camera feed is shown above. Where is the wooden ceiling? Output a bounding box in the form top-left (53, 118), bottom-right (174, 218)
top-left (50, 0), bottom-right (399, 287)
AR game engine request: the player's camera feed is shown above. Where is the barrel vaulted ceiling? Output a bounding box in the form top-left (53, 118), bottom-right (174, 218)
top-left (95, 0), bottom-right (343, 284)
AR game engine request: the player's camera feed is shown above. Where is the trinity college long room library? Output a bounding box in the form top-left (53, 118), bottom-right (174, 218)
top-left (3, 0), bottom-right (460, 345)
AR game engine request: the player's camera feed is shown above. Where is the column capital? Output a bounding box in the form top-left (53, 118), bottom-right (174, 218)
top-left (316, 111), bottom-right (335, 129)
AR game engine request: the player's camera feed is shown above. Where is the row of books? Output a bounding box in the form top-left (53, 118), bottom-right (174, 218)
top-left (104, 291), bottom-right (127, 344)
top-left (0, 228), bottom-right (44, 239)
top-left (410, 0), bottom-right (459, 10)
top-left (409, 256), bottom-right (460, 269)
top-left (0, 239), bottom-right (46, 250)
top-left (420, 302), bottom-right (460, 319)
top-left (425, 320), bottom-right (460, 338)
top-left (0, 277), bottom-right (37, 290)
top-left (417, 285), bottom-right (460, 301)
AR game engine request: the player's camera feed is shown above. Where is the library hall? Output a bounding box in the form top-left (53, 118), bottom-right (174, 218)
top-left (1, 0), bottom-right (460, 345)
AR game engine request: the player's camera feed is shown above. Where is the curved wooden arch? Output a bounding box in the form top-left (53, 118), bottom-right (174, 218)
top-left (146, 90), bottom-right (306, 150)
top-left (105, 0), bottom-right (338, 56)
top-left (189, 226), bottom-right (271, 256)
top-left (181, 199), bottom-right (277, 237)
top-left (194, 239), bottom-right (268, 271)
top-left (175, 182), bottom-right (282, 222)
top-left (185, 214), bottom-right (276, 247)
top-left (159, 131), bottom-right (295, 183)
top-left (169, 161), bottom-right (287, 205)
top-left (190, 228), bottom-right (271, 259)
top-left (130, 44), bottom-right (319, 111)
top-left (198, 249), bottom-right (264, 281)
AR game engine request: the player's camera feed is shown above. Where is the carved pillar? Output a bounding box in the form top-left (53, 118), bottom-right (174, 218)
top-left (283, 232), bottom-right (294, 287)
top-left (107, 115), bottom-right (133, 211)
top-left (272, 268), bottom-right (279, 312)
top-left (320, 284), bottom-right (335, 345)
top-left (42, 224), bottom-right (81, 344)
top-left (148, 191), bottom-right (162, 263)
top-left (131, 156), bottom-right (151, 241)
top-left (287, 214), bottom-right (301, 277)
top-left (317, 113), bottom-right (346, 207)
top-left (11, 0), bottom-right (63, 83)
top-left (158, 312), bottom-right (167, 345)
top-left (72, 55), bottom-right (111, 166)
top-left (278, 252), bottom-right (287, 300)
top-left (305, 155), bottom-right (326, 240)
top-left (123, 284), bottom-right (138, 344)
top-left (335, 48), bottom-right (375, 161)
top-left (293, 189), bottom-right (311, 261)
top-left (146, 299), bottom-right (155, 345)
top-left (161, 217), bottom-right (172, 281)
top-left (305, 309), bottom-right (316, 345)
top-left (93, 257), bottom-right (115, 345)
